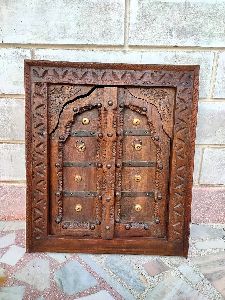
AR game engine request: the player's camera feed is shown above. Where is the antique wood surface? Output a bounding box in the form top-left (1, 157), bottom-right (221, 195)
top-left (25, 60), bottom-right (199, 256)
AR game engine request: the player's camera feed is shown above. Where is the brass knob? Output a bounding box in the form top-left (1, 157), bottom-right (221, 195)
top-left (134, 204), bottom-right (142, 212)
top-left (82, 118), bottom-right (90, 125)
top-left (76, 141), bottom-right (86, 152)
top-left (134, 143), bottom-right (142, 151)
top-left (133, 118), bottom-right (140, 126)
top-left (75, 204), bottom-right (82, 212)
top-left (134, 174), bottom-right (141, 182)
top-left (75, 175), bottom-right (82, 183)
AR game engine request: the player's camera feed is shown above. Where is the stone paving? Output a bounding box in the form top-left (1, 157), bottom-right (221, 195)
top-left (0, 222), bottom-right (225, 300)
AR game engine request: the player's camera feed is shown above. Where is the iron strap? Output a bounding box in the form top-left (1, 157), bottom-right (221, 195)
top-left (70, 130), bottom-right (97, 137)
top-left (63, 162), bottom-right (97, 167)
top-left (63, 191), bottom-right (98, 197)
top-left (122, 161), bottom-right (156, 167)
top-left (123, 129), bottom-right (151, 136)
top-left (121, 191), bottom-right (155, 197)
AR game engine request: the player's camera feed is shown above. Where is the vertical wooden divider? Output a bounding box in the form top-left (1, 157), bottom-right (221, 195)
top-left (101, 87), bottom-right (118, 239)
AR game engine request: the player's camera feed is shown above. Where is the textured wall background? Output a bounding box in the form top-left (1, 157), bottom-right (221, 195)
top-left (0, 0), bottom-right (225, 222)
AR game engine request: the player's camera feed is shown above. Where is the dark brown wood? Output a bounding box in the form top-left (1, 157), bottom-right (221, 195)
top-left (25, 60), bottom-right (199, 256)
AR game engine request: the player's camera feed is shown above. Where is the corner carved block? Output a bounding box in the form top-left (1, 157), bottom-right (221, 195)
top-left (25, 60), bottom-right (199, 256)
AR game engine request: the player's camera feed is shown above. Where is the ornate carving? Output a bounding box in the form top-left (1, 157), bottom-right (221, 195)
top-left (48, 84), bottom-right (94, 134)
top-left (31, 82), bottom-right (48, 240)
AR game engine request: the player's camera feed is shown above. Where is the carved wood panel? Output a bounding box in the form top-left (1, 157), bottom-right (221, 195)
top-left (25, 61), bottom-right (199, 256)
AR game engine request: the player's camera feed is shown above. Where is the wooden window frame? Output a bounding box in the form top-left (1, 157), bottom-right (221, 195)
top-left (25, 60), bottom-right (199, 256)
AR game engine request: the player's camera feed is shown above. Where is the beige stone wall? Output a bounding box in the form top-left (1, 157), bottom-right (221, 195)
top-left (0, 0), bottom-right (225, 191)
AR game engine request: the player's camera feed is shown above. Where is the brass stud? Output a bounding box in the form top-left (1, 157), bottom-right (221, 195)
top-left (106, 164), bottom-right (112, 169)
top-left (134, 204), bottom-right (142, 212)
top-left (75, 175), bottom-right (82, 183)
top-left (75, 204), bottom-right (82, 212)
top-left (134, 174), bottom-right (141, 182)
top-left (90, 224), bottom-right (95, 230)
top-left (134, 143), bottom-right (142, 151)
top-left (98, 195), bottom-right (102, 201)
top-left (82, 117), bottom-right (90, 125)
top-left (154, 135), bottom-right (159, 141)
top-left (157, 193), bottom-right (162, 200)
top-left (105, 225), bottom-right (110, 230)
top-left (155, 218), bottom-right (160, 224)
top-left (116, 163), bottom-right (121, 168)
top-left (55, 191), bottom-right (61, 197)
top-left (108, 100), bottom-right (113, 106)
top-left (97, 103), bottom-right (102, 108)
top-left (115, 192), bottom-right (120, 197)
top-left (98, 133), bottom-right (103, 138)
top-left (142, 107), bottom-right (147, 112)
top-left (55, 163), bottom-right (60, 167)
top-left (106, 197), bottom-right (111, 202)
top-left (125, 224), bottom-right (131, 230)
top-left (76, 141), bottom-right (86, 152)
top-left (133, 118), bottom-right (141, 126)
top-left (107, 133), bottom-right (113, 137)
top-left (97, 163), bottom-right (103, 168)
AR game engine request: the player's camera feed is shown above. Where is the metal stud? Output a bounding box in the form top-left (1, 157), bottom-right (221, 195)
top-left (134, 174), bottom-right (141, 182)
top-left (75, 204), bottom-right (82, 212)
top-left (155, 218), bottom-right (160, 224)
top-left (144, 224), bottom-right (149, 230)
top-left (108, 100), bottom-right (113, 106)
top-left (142, 107), bottom-right (147, 112)
top-left (134, 204), bottom-right (142, 212)
top-left (154, 135), bottom-right (159, 141)
top-left (115, 192), bottom-right (120, 197)
top-left (157, 193), bottom-right (162, 200)
top-left (133, 118), bottom-right (141, 126)
top-left (55, 191), bottom-right (61, 197)
top-left (59, 135), bottom-right (65, 140)
top-left (96, 220), bottom-right (101, 225)
top-left (55, 163), bottom-right (60, 167)
top-left (116, 163), bottom-right (121, 168)
top-left (73, 107), bottom-right (78, 112)
top-left (97, 163), bottom-right (103, 168)
top-left (106, 164), bottom-right (112, 169)
top-left (82, 118), bottom-right (90, 125)
top-left (134, 143), bottom-right (142, 151)
top-left (119, 103), bottom-right (124, 108)
top-left (125, 224), bottom-right (131, 230)
top-left (105, 225), bottom-right (110, 230)
top-left (106, 197), bottom-right (111, 202)
top-left (107, 133), bottom-right (113, 137)
top-left (90, 224), bottom-right (95, 230)
top-left (98, 195), bottom-right (102, 201)
top-left (75, 175), bottom-right (82, 183)
top-left (98, 133), bottom-right (103, 138)
top-left (97, 103), bottom-right (102, 108)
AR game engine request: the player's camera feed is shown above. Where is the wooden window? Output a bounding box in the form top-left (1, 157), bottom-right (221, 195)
top-left (25, 61), bottom-right (199, 256)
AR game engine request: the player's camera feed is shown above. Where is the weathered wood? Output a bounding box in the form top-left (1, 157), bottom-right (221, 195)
top-left (25, 60), bottom-right (199, 256)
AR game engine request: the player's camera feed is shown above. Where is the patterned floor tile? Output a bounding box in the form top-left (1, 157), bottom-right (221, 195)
top-left (195, 239), bottom-right (225, 250)
top-left (14, 258), bottom-right (50, 292)
top-left (54, 260), bottom-right (97, 295)
top-left (0, 233), bottom-right (15, 248)
top-left (190, 224), bottom-right (225, 240)
top-left (178, 263), bottom-right (203, 285)
top-left (105, 255), bottom-right (146, 293)
top-left (192, 252), bottom-right (225, 297)
top-left (145, 274), bottom-right (207, 300)
top-left (47, 252), bottom-right (72, 263)
top-left (77, 290), bottom-right (116, 300)
top-left (0, 245), bottom-right (25, 266)
top-left (143, 258), bottom-right (170, 276)
top-left (0, 286), bottom-right (25, 300)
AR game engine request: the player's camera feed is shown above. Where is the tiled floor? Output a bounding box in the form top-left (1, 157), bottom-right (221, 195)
top-left (0, 221), bottom-right (225, 300)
